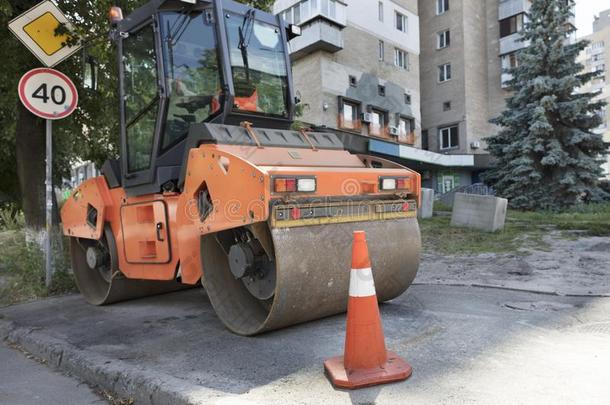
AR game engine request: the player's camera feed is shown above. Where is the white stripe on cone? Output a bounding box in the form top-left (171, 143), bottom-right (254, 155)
top-left (349, 267), bottom-right (377, 297)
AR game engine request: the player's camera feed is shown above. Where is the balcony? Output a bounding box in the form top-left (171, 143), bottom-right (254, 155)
top-left (368, 129), bottom-right (415, 146)
top-left (498, 0), bottom-right (530, 21)
top-left (288, 19), bottom-right (344, 59)
top-left (499, 32), bottom-right (528, 55)
top-left (501, 72), bottom-right (513, 89)
top-left (279, 0), bottom-right (346, 59)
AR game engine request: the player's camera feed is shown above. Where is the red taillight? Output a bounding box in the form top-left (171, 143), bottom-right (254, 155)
top-left (274, 178), bottom-right (296, 192)
top-left (285, 178), bottom-right (296, 192)
top-left (290, 207), bottom-right (301, 220)
top-left (396, 178), bottom-right (408, 190)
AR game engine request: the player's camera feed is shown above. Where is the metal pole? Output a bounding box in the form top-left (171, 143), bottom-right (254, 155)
top-left (45, 119), bottom-right (53, 288)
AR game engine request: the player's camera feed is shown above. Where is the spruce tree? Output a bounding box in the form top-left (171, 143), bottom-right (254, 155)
top-left (484, 0), bottom-right (608, 210)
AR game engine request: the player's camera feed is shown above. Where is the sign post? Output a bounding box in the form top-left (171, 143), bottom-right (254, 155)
top-left (18, 68), bottom-right (78, 288)
top-left (9, 2), bottom-right (81, 288)
top-left (45, 119), bottom-right (52, 288)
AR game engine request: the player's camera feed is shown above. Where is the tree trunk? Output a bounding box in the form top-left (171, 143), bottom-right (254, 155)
top-left (15, 103), bottom-right (46, 231)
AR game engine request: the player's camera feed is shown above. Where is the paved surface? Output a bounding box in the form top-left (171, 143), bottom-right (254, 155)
top-left (418, 234), bottom-right (610, 296)
top-left (0, 340), bottom-right (103, 404)
top-left (1, 283), bottom-right (609, 405)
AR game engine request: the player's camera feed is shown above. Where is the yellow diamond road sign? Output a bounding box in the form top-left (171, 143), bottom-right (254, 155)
top-left (8, 1), bottom-right (80, 67)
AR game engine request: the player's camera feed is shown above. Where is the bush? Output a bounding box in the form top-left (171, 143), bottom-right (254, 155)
top-left (0, 230), bottom-right (76, 306)
top-left (0, 204), bottom-right (24, 231)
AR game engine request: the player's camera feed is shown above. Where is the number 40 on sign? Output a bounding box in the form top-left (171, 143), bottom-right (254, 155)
top-left (18, 67), bottom-right (78, 120)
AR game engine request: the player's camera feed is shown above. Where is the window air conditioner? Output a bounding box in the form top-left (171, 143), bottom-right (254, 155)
top-left (361, 112), bottom-right (373, 123)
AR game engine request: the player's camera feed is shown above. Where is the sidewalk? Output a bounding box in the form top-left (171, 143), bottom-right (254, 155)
top-left (0, 340), bottom-right (103, 404)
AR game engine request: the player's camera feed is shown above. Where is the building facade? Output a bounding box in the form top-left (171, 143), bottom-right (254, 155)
top-left (417, 0), bottom-right (535, 193)
top-left (418, 0), bottom-right (577, 192)
top-left (273, 0), bottom-right (421, 143)
top-left (273, 0), bottom-right (481, 192)
top-left (577, 9), bottom-right (610, 179)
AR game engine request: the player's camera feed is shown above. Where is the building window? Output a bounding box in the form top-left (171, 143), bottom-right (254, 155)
top-left (348, 75), bottom-right (357, 87)
top-left (438, 63), bottom-right (451, 82)
top-left (395, 48), bottom-right (409, 70)
top-left (499, 13), bottom-right (524, 38)
top-left (443, 101), bottom-right (451, 111)
top-left (378, 85), bottom-right (386, 97)
top-left (439, 125), bottom-right (459, 149)
top-left (422, 129), bottom-right (429, 150)
top-left (378, 1), bottom-right (383, 21)
top-left (369, 108), bottom-right (386, 137)
top-left (437, 30), bottom-right (450, 49)
top-left (404, 93), bottom-right (411, 105)
top-left (293, 3), bottom-right (301, 24)
top-left (395, 12), bottom-right (407, 32)
top-left (281, 0), bottom-right (342, 26)
top-left (501, 52), bottom-right (519, 70)
top-left (397, 116), bottom-right (414, 143)
top-left (378, 40), bottom-right (384, 61)
top-left (437, 0), bottom-right (449, 15)
top-left (339, 98), bottom-right (361, 130)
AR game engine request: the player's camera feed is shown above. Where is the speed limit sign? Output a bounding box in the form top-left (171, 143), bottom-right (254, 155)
top-left (18, 67), bottom-right (78, 120)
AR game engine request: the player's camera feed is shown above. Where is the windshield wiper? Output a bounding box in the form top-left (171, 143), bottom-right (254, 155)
top-left (238, 9), bottom-right (255, 82)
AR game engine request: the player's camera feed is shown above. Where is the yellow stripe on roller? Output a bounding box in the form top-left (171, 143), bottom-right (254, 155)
top-left (271, 208), bottom-right (416, 228)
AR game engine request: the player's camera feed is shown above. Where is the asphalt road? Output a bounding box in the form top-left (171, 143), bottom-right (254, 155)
top-left (0, 341), bottom-right (102, 404)
top-left (1, 284), bottom-right (609, 404)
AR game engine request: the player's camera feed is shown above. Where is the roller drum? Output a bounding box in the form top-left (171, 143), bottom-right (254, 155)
top-left (201, 218), bottom-right (420, 336)
top-left (70, 226), bottom-right (187, 305)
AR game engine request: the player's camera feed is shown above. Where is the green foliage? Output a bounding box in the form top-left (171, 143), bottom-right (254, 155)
top-left (484, 0), bottom-right (608, 210)
top-left (0, 0), bottom-right (276, 209)
top-left (237, 0), bottom-right (275, 12)
top-left (0, 204), bottom-right (24, 231)
top-left (0, 230), bottom-right (76, 307)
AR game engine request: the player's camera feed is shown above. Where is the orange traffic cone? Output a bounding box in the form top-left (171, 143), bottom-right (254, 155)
top-left (324, 230), bottom-right (412, 389)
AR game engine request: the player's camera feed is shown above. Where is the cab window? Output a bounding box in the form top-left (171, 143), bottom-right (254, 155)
top-left (160, 10), bottom-right (222, 150)
top-left (225, 12), bottom-right (289, 117)
top-left (123, 25), bottom-right (158, 172)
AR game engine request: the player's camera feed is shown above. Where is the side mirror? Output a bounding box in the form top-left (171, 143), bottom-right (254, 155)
top-left (83, 55), bottom-right (99, 92)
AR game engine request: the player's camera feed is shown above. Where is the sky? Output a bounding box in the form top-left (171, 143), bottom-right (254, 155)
top-left (575, 0), bottom-right (610, 37)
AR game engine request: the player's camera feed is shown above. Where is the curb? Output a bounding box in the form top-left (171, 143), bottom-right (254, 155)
top-left (0, 319), bottom-right (224, 405)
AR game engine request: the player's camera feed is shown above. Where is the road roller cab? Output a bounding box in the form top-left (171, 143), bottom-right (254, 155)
top-left (61, 0), bottom-right (422, 335)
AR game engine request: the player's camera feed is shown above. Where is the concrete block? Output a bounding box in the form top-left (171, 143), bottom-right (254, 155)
top-left (418, 188), bottom-right (434, 219)
top-left (450, 193), bottom-right (508, 232)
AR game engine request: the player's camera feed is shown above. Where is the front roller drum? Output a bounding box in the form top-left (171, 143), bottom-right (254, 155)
top-left (70, 225), bottom-right (186, 305)
top-left (201, 218), bottom-right (420, 336)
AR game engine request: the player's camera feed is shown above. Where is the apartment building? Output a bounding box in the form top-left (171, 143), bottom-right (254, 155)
top-left (273, 0), bottom-right (474, 188)
top-left (418, 0), bottom-right (580, 193)
top-left (417, 0), bottom-right (532, 193)
top-left (577, 9), bottom-right (610, 179)
top-left (273, 0), bottom-right (420, 141)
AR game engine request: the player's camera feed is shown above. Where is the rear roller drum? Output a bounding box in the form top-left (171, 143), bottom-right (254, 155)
top-left (70, 225), bottom-right (187, 305)
top-left (201, 218), bottom-right (421, 336)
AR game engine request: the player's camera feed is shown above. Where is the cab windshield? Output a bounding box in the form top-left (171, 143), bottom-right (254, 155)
top-left (160, 10), bottom-right (222, 150)
top-left (225, 12), bottom-right (289, 117)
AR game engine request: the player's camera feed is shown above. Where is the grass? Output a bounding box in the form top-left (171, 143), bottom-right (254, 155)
top-left (420, 202), bottom-right (610, 255)
top-left (0, 229), bottom-right (76, 307)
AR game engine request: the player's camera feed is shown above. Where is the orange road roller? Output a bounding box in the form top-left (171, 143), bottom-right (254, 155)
top-left (60, 0), bottom-right (421, 335)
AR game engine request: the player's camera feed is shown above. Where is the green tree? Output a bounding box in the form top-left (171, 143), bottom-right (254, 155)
top-left (484, 0), bottom-right (608, 210)
top-left (0, 0), bottom-right (275, 230)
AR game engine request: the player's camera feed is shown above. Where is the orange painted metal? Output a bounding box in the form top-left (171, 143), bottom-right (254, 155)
top-left (61, 176), bottom-right (112, 240)
top-left (324, 231), bottom-right (413, 389)
top-left (62, 141), bottom-right (420, 287)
